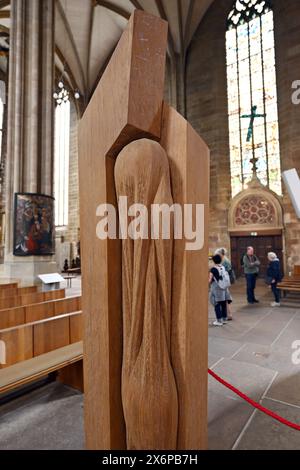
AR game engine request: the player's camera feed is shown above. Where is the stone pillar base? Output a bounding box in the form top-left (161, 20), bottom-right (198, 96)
top-left (2, 256), bottom-right (58, 286)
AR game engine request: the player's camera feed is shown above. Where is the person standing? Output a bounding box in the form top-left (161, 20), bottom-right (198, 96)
top-left (243, 246), bottom-right (261, 304)
top-left (267, 252), bottom-right (283, 307)
top-left (209, 254), bottom-right (231, 326)
top-left (215, 248), bottom-right (234, 320)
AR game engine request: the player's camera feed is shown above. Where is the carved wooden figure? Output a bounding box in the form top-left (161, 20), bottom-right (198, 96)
top-left (79, 10), bottom-right (209, 450)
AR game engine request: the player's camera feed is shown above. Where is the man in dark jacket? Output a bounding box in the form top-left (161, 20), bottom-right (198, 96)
top-left (243, 246), bottom-right (261, 304)
top-left (267, 252), bottom-right (283, 307)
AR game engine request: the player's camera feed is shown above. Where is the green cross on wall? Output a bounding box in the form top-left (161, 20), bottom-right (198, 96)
top-left (241, 105), bottom-right (266, 142)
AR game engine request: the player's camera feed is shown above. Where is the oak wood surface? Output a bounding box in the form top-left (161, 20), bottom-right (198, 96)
top-left (160, 104), bottom-right (209, 450)
top-left (79, 10), bottom-right (168, 450)
top-left (0, 296), bottom-right (81, 328)
top-left (0, 312), bottom-right (83, 368)
top-left (0, 289), bottom-right (66, 310)
top-left (0, 342), bottom-right (83, 394)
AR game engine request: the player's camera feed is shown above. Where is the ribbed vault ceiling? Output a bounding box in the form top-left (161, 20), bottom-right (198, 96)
top-left (0, 0), bottom-right (215, 97)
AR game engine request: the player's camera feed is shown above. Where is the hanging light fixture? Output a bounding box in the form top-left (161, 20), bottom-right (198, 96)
top-left (54, 1), bottom-right (81, 105)
top-left (53, 76), bottom-right (70, 105)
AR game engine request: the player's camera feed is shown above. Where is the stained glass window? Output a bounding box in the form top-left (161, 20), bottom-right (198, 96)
top-left (226, 0), bottom-right (282, 197)
top-left (54, 98), bottom-right (70, 227)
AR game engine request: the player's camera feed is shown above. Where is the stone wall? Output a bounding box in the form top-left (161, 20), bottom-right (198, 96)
top-left (273, 0), bottom-right (300, 270)
top-left (186, 0), bottom-right (233, 256)
top-left (186, 0), bottom-right (300, 267)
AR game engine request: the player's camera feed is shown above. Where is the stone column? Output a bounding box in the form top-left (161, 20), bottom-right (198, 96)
top-left (4, 0), bottom-right (56, 285)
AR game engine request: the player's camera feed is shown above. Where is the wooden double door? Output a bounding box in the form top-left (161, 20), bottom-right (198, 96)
top-left (230, 235), bottom-right (284, 278)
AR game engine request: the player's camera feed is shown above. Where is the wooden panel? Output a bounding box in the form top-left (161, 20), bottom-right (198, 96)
top-left (0, 326), bottom-right (33, 368)
top-left (25, 302), bottom-right (55, 323)
top-left (18, 286), bottom-right (38, 295)
top-left (0, 288), bottom-right (18, 298)
top-left (54, 297), bottom-right (80, 316)
top-left (33, 317), bottom-right (70, 356)
top-left (70, 313), bottom-right (83, 344)
top-left (294, 266), bottom-right (300, 276)
top-left (0, 286), bottom-right (38, 299)
top-left (20, 292), bottom-right (44, 306)
top-left (0, 296), bottom-right (21, 309)
top-left (0, 342), bottom-right (83, 394)
top-left (0, 282), bottom-right (18, 291)
top-left (79, 10), bottom-right (168, 450)
top-left (57, 360), bottom-right (84, 392)
top-left (0, 307), bottom-right (25, 329)
top-left (44, 289), bottom-right (65, 301)
top-left (160, 103), bottom-right (209, 450)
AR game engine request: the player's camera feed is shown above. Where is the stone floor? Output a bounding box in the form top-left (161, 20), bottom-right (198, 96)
top-left (0, 278), bottom-right (299, 450)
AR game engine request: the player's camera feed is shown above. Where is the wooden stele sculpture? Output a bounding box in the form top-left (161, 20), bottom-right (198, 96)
top-left (79, 10), bottom-right (209, 450)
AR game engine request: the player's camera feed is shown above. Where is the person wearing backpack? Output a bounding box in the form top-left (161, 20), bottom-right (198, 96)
top-left (215, 248), bottom-right (235, 321)
top-left (243, 246), bottom-right (261, 304)
top-left (209, 254), bottom-right (232, 326)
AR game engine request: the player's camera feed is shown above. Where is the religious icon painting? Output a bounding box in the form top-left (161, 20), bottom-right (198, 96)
top-left (13, 193), bottom-right (55, 256)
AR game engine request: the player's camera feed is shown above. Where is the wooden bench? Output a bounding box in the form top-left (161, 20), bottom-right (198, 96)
top-left (0, 288), bottom-right (66, 310)
top-left (0, 342), bottom-right (83, 395)
top-left (0, 311), bottom-right (83, 368)
top-left (0, 285), bottom-right (38, 299)
top-left (278, 274), bottom-right (300, 296)
top-left (0, 296), bottom-right (82, 329)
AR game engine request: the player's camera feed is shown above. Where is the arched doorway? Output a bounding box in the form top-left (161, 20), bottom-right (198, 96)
top-left (228, 179), bottom-right (284, 278)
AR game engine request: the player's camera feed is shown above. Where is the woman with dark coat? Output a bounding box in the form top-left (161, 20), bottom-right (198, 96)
top-left (267, 252), bottom-right (283, 307)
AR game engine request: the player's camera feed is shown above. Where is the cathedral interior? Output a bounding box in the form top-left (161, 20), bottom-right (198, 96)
top-left (0, 0), bottom-right (299, 452)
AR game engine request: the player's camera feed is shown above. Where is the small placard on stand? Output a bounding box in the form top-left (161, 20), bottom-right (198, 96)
top-left (38, 273), bottom-right (65, 292)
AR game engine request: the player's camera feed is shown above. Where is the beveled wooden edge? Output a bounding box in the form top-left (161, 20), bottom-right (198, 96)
top-left (0, 295), bottom-right (81, 314)
top-left (0, 310), bottom-right (82, 333)
top-left (0, 342), bottom-right (83, 394)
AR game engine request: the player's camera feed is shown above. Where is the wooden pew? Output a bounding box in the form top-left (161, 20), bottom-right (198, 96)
top-left (278, 266), bottom-right (300, 296)
top-left (0, 311), bottom-right (82, 369)
top-left (0, 296), bottom-right (81, 330)
top-left (0, 286), bottom-right (38, 299)
top-left (0, 342), bottom-right (83, 395)
top-left (0, 288), bottom-right (66, 310)
top-left (294, 266), bottom-right (300, 276)
top-left (0, 282), bottom-right (18, 291)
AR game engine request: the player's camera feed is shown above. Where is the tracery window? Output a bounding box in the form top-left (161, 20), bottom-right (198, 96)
top-left (226, 0), bottom-right (281, 196)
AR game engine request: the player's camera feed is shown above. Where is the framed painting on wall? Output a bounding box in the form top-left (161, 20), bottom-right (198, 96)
top-left (13, 193), bottom-right (55, 256)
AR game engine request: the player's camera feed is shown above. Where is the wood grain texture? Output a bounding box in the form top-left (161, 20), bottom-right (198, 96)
top-left (79, 10), bottom-right (168, 450)
top-left (160, 103), bottom-right (209, 450)
top-left (0, 296), bottom-right (81, 327)
top-left (0, 289), bottom-right (66, 310)
top-left (54, 297), bottom-right (81, 317)
top-left (0, 307), bottom-right (25, 329)
top-left (57, 360), bottom-right (84, 392)
top-left (33, 317), bottom-right (70, 356)
top-left (0, 326), bottom-right (33, 368)
top-left (70, 314), bottom-right (83, 344)
top-left (0, 286), bottom-right (38, 299)
top-left (43, 289), bottom-right (66, 301)
top-left (25, 301), bottom-right (54, 323)
top-left (0, 288), bottom-right (18, 298)
top-left (115, 139), bottom-right (178, 450)
top-left (0, 283), bottom-right (18, 291)
top-left (0, 342), bottom-right (83, 394)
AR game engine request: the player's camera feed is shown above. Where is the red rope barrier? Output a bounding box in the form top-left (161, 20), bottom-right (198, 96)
top-left (208, 368), bottom-right (300, 431)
